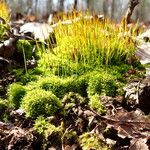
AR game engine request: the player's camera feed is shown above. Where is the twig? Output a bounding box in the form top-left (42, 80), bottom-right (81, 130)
top-left (61, 125), bottom-right (72, 150)
top-left (125, 0), bottom-right (139, 24)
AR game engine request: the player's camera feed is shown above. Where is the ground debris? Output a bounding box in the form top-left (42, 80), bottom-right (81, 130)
top-left (0, 110), bottom-right (42, 150)
top-left (124, 79), bottom-right (150, 114)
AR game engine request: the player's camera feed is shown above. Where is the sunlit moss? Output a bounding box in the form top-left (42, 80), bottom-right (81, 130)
top-left (54, 16), bottom-right (136, 66)
top-left (21, 89), bottom-right (62, 118)
top-left (16, 40), bottom-right (33, 60)
top-left (34, 116), bottom-right (62, 137)
top-left (34, 116), bottom-right (62, 145)
top-left (79, 132), bottom-right (109, 150)
top-left (7, 83), bottom-right (26, 109)
top-left (38, 14), bottom-right (137, 77)
top-left (88, 94), bottom-right (106, 114)
top-left (87, 71), bottom-right (117, 97)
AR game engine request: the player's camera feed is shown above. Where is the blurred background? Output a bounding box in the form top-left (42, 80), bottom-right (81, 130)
top-left (4, 0), bottom-right (150, 22)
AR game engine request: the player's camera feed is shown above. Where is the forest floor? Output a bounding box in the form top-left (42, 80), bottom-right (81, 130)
top-left (0, 8), bottom-right (150, 150)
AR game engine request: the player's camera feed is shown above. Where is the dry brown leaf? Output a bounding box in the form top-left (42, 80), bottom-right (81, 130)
top-left (103, 109), bottom-right (150, 140)
top-left (129, 138), bottom-right (149, 150)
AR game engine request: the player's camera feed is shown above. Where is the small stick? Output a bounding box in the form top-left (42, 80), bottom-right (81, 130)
top-left (125, 0), bottom-right (140, 24)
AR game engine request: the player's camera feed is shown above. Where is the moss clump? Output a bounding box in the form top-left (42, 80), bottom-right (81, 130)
top-left (17, 74), bottom-right (38, 85)
top-left (7, 83), bottom-right (26, 109)
top-left (21, 89), bottom-right (62, 118)
top-left (34, 116), bottom-right (50, 135)
top-left (34, 116), bottom-right (62, 146)
top-left (37, 74), bottom-right (89, 98)
top-left (62, 130), bottom-right (78, 146)
top-left (87, 72), bottom-right (117, 97)
top-left (88, 94), bottom-right (106, 114)
top-left (71, 74), bottom-right (88, 97)
top-left (12, 68), bottom-right (42, 85)
top-left (39, 76), bottom-right (66, 98)
top-left (79, 132), bottom-right (109, 150)
top-left (34, 116), bottom-right (61, 136)
top-left (38, 76), bottom-right (76, 98)
top-left (62, 92), bottom-right (87, 110)
top-left (16, 40), bottom-right (33, 60)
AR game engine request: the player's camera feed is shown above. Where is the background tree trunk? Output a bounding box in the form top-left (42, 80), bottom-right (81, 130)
top-left (58, 0), bottom-right (64, 12)
top-left (5, 0), bottom-right (150, 22)
top-left (73, 0), bottom-right (78, 10)
top-left (111, 0), bottom-right (115, 20)
top-left (103, 0), bottom-right (109, 17)
top-left (87, 0), bottom-right (94, 13)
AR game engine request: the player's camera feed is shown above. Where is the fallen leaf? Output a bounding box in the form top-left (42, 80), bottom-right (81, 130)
top-left (130, 138), bottom-right (149, 150)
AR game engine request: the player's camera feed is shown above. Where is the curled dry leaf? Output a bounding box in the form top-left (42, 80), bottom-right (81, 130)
top-left (99, 108), bottom-right (150, 150)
